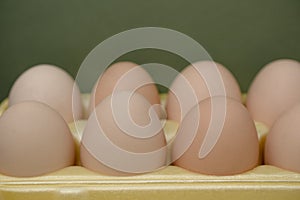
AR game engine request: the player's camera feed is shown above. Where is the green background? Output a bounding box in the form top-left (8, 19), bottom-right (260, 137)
top-left (0, 0), bottom-right (299, 101)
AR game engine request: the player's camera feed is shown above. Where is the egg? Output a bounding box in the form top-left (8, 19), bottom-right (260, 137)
top-left (246, 59), bottom-right (300, 128)
top-left (81, 91), bottom-right (167, 176)
top-left (166, 61), bottom-right (242, 123)
top-left (172, 97), bottom-right (259, 175)
top-left (265, 103), bottom-right (300, 173)
top-left (9, 64), bottom-right (83, 123)
top-left (88, 61), bottom-right (161, 115)
top-left (0, 101), bottom-right (75, 177)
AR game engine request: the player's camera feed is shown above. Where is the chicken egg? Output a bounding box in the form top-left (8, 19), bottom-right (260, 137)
top-left (9, 64), bottom-right (83, 123)
top-left (265, 103), bottom-right (300, 173)
top-left (166, 61), bottom-right (242, 123)
top-left (0, 101), bottom-right (75, 177)
top-left (172, 97), bottom-right (259, 175)
top-left (81, 91), bottom-right (167, 176)
top-left (246, 59), bottom-right (300, 128)
top-left (88, 61), bottom-right (161, 116)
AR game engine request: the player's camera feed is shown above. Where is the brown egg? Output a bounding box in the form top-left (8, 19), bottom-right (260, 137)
top-left (172, 97), bottom-right (259, 175)
top-left (88, 61), bottom-right (160, 115)
top-left (265, 103), bottom-right (300, 173)
top-left (0, 101), bottom-right (75, 177)
top-left (247, 59), bottom-right (300, 128)
top-left (166, 61), bottom-right (241, 123)
top-left (9, 64), bottom-right (83, 123)
top-left (81, 91), bottom-right (167, 176)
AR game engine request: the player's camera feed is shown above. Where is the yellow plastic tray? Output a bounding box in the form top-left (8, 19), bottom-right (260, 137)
top-left (0, 94), bottom-right (300, 200)
top-left (1, 165), bottom-right (300, 200)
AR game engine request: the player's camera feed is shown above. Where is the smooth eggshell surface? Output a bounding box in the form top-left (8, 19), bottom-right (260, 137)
top-left (81, 91), bottom-right (167, 176)
top-left (173, 97), bottom-right (259, 175)
top-left (9, 64), bottom-right (83, 123)
top-left (265, 103), bottom-right (300, 173)
top-left (88, 62), bottom-right (160, 115)
top-left (166, 61), bottom-right (241, 123)
top-left (0, 101), bottom-right (75, 177)
top-left (246, 59), bottom-right (300, 128)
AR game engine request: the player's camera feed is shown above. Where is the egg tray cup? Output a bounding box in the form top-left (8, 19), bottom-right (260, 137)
top-left (0, 94), bottom-right (300, 200)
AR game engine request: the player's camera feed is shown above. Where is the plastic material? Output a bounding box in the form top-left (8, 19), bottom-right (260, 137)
top-left (1, 166), bottom-right (300, 200)
top-left (0, 94), bottom-right (300, 199)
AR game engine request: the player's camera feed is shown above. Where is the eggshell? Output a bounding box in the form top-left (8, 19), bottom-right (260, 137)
top-left (0, 101), bottom-right (75, 177)
top-left (166, 61), bottom-right (241, 123)
top-left (265, 103), bottom-right (300, 173)
top-left (81, 91), bottom-right (167, 176)
top-left (246, 59), bottom-right (300, 128)
top-left (9, 64), bottom-right (83, 123)
top-left (172, 97), bottom-right (259, 175)
top-left (88, 61), bottom-right (161, 115)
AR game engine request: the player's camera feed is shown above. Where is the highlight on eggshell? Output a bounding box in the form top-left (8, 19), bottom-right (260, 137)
top-left (246, 59), bottom-right (300, 128)
top-left (8, 64), bottom-right (83, 123)
top-left (265, 103), bottom-right (300, 173)
top-left (0, 101), bottom-right (75, 177)
top-left (81, 91), bottom-right (167, 176)
top-left (166, 60), bottom-right (242, 123)
top-left (172, 96), bottom-right (260, 175)
top-left (88, 61), bottom-right (161, 117)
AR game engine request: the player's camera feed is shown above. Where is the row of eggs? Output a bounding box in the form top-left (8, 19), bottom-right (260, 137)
top-left (0, 59), bottom-right (299, 177)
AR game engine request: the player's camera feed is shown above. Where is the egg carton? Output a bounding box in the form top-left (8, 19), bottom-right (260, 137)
top-left (0, 94), bottom-right (300, 200)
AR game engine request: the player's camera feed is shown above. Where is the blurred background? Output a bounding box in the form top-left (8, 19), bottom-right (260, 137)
top-left (0, 0), bottom-right (299, 101)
